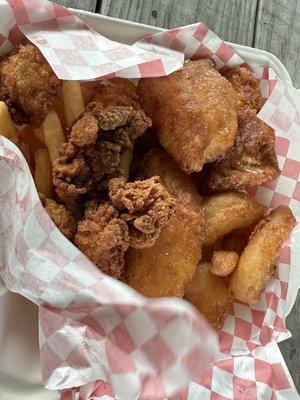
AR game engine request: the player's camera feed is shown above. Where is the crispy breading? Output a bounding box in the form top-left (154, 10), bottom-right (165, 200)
top-left (184, 262), bottom-right (229, 330)
top-left (203, 192), bottom-right (263, 246)
top-left (224, 67), bottom-right (262, 113)
top-left (210, 250), bottom-right (239, 277)
top-left (0, 43), bottom-right (61, 126)
top-left (74, 175), bottom-right (173, 277)
top-left (75, 201), bottom-right (130, 279)
top-left (53, 103), bottom-right (151, 211)
top-left (229, 205), bottom-right (296, 303)
top-left (40, 196), bottom-right (77, 241)
top-left (109, 176), bottom-right (175, 248)
top-left (138, 59), bottom-right (238, 172)
top-left (91, 83), bottom-right (140, 109)
top-left (203, 110), bottom-right (280, 193)
top-left (125, 149), bottom-right (205, 297)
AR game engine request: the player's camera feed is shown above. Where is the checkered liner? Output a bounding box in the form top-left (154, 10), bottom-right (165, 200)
top-left (0, 0), bottom-right (183, 79)
top-left (0, 1), bottom-right (299, 399)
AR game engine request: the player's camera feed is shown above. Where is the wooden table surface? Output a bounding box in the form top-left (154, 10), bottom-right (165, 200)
top-left (53, 0), bottom-right (300, 392)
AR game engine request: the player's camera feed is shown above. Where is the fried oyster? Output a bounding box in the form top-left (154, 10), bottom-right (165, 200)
top-left (53, 102), bottom-right (152, 212)
top-left (75, 176), bottom-right (174, 278)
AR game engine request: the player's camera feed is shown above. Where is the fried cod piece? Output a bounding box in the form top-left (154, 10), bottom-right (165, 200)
top-left (125, 149), bottom-right (205, 297)
top-left (224, 67), bottom-right (262, 113)
top-left (184, 262), bottom-right (229, 330)
top-left (229, 205), bottom-right (296, 303)
top-left (0, 43), bottom-right (62, 126)
top-left (108, 176), bottom-right (175, 248)
top-left (40, 196), bottom-right (77, 241)
top-left (53, 103), bottom-right (151, 212)
top-left (203, 110), bottom-right (280, 193)
top-left (138, 59), bottom-right (238, 173)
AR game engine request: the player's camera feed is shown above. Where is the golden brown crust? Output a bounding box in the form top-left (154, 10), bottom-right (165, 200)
top-left (224, 67), bottom-right (262, 113)
top-left (203, 192), bottom-right (263, 246)
top-left (108, 176), bottom-right (175, 248)
top-left (75, 201), bottom-right (130, 279)
top-left (125, 149), bottom-right (205, 297)
top-left (91, 83), bottom-right (140, 110)
top-left (184, 262), bottom-right (229, 330)
top-left (211, 250), bottom-right (239, 277)
top-left (138, 59), bottom-right (238, 172)
top-left (40, 196), bottom-right (77, 241)
top-left (203, 112), bottom-right (280, 193)
top-left (228, 206), bottom-right (296, 303)
top-left (0, 43), bottom-right (62, 126)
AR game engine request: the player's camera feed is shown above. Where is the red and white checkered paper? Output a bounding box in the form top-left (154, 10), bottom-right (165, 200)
top-left (0, 1), bottom-right (300, 399)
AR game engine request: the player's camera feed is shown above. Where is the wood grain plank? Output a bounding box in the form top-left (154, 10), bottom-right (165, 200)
top-left (254, 0), bottom-right (300, 87)
top-left (279, 293), bottom-right (300, 391)
top-left (51, 0), bottom-right (97, 12)
top-left (100, 0), bottom-right (257, 46)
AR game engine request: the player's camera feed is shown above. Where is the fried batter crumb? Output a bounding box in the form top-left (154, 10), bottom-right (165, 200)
top-left (203, 110), bottom-right (280, 193)
top-left (40, 195), bottom-right (77, 241)
top-left (224, 67), bottom-right (262, 113)
top-left (53, 103), bottom-right (152, 210)
top-left (0, 43), bottom-right (62, 126)
top-left (75, 201), bottom-right (129, 279)
top-left (108, 176), bottom-right (175, 248)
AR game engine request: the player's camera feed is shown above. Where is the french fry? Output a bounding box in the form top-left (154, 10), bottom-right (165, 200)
top-left (211, 250), bottom-right (239, 277)
top-left (60, 81), bottom-right (85, 127)
top-left (19, 125), bottom-right (45, 162)
top-left (42, 110), bottom-right (66, 162)
top-left (0, 101), bottom-right (19, 144)
top-left (81, 85), bottom-right (94, 106)
top-left (33, 127), bottom-right (45, 144)
top-left (203, 192), bottom-right (263, 246)
top-left (34, 148), bottom-right (53, 198)
top-left (229, 206), bottom-right (296, 303)
top-left (120, 149), bottom-right (133, 181)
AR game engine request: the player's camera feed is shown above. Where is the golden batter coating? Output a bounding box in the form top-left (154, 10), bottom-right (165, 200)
top-left (184, 262), bottom-right (229, 330)
top-left (224, 67), bottom-right (262, 113)
top-left (203, 110), bottom-right (280, 193)
top-left (229, 206), bottom-right (296, 303)
top-left (125, 149), bottom-right (205, 297)
top-left (138, 59), bottom-right (238, 173)
top-left (0, 43), bottom-right (61, 126)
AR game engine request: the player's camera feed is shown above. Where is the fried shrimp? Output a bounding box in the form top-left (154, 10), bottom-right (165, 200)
top-left (229, 206), bottom-right (296, 303)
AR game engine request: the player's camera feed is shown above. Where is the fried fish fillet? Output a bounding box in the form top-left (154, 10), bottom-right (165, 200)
top-left (125, 149), bottom-right (204, 297)
top-left (138, 59), bottom-right (238, 173)
top-left (224, 67), bottom-right (262, 113)
top-left (203, 110), bottom-right (280, 193)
